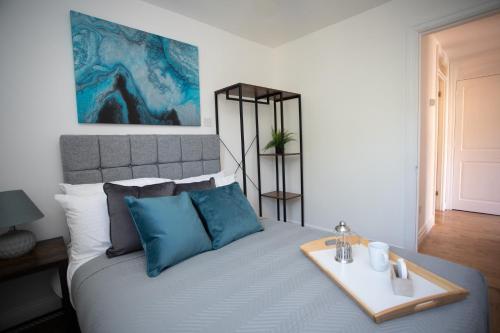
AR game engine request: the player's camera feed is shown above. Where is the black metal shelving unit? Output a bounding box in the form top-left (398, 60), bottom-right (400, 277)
top-left (214, 83), bottom-right (304, 226)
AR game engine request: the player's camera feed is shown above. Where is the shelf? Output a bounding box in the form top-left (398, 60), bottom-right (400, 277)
top-left (215, 82), bottom-right (304, 226)
top-left (261, 191), bottom-right (302, 200)
top-left (259, 152), bottom-right (301, 157)
top-left (215, 83), bottom-right (300, 102)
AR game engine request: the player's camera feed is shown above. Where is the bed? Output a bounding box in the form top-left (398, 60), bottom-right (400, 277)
top-left (60, 135), bottom-right (489, 333)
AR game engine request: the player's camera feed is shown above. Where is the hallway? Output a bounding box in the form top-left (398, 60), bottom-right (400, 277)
top-left (419, 210), bottom-right (500, 332)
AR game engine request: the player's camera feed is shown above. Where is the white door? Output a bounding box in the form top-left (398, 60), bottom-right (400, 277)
top-left (452, 75), bottom-right (500, 215)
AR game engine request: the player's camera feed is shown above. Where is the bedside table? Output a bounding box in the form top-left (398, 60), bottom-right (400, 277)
top-left (0, 237), bottom-right (76, 332)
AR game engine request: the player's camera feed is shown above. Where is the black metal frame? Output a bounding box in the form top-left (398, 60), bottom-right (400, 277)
top-left (215, 83), bottom-right (304, 227)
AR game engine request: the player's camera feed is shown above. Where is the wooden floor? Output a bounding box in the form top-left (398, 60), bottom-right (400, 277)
top-left (419, 210), bottom-right (500, 333)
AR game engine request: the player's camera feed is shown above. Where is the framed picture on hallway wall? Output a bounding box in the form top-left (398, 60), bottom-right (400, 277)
top-left (69, 11), bottom-right (200, 126)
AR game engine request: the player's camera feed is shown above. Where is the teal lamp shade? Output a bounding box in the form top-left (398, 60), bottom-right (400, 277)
top-left (0, 190), bottom-right (44, 228)
top-left (0, 190), bottom-right (44, 259)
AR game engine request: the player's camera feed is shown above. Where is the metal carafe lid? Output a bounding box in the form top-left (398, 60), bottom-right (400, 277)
top-left (334, 221), bottom-right (351, 234)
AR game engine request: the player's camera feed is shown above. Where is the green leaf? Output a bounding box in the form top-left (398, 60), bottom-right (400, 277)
top-left (264, 127), bottom-right (295, 151)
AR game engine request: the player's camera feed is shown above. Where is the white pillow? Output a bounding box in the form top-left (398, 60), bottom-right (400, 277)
top-left (215, 173), bottom-right (236, 187)
top-left (174, 171), bottom-right (236, 187)
top-left (54, 193), bottom-right (111, 264)
top-left (173, 171), bottom-right (224, 184)
top-left (59, 177), bottom-right (168, 196)
top-left (59, 183), bottom-right (103, 196)
top-left (59, 172), bottom-right (234, 196)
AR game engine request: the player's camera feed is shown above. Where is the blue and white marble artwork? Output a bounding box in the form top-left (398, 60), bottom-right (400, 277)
top-left (70, 11), bottom-right (200, 125)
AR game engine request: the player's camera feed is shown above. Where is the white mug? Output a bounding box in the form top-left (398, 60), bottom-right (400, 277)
top-left (368, 241), bottom-right (389, 272)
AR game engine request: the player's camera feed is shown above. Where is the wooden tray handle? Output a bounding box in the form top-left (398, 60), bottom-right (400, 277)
top-left (414, 299), bottom-right (439, 312)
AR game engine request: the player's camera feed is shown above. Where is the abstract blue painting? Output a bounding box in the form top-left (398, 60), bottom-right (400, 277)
top-left (70, 11), bottom-right (200, 125)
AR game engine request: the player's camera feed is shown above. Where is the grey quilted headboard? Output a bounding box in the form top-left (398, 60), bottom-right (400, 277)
top-left (60, 135), bottom-right (220, 184)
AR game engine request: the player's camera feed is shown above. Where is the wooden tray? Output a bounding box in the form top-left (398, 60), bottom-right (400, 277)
top-left (300, 236), bottom-right (468, 323)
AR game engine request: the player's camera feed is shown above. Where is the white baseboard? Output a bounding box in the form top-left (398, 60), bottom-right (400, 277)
top-left (266, 217), bottom-right (403, 248)
top-left (288, 219), bottom-right (332, 233)
top-left (261, 216), bottom-right (332, 232)
top-left (418, 218), bottom-right (434, 244)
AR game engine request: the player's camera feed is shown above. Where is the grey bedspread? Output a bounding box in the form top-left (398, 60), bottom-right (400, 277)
top-left (72, 219), bottom-right (489, 333)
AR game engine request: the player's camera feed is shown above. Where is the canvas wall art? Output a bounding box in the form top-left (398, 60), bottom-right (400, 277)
top-left (70, 11), bottom-right (200, 126)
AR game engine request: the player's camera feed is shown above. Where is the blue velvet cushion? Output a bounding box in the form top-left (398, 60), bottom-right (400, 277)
top-left (189, 182), bottom-right (263, 250)
top-left (125, 192), bottom-right (212, 277)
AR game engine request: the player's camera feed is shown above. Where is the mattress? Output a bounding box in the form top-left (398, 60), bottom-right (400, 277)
top-left (72, 219), bottom-right (489, 333)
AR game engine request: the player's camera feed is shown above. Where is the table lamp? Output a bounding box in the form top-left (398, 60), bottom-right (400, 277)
top-left (0, 190), bottom-right (44, 259)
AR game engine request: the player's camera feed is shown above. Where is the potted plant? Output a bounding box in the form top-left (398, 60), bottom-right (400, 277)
top-left (264, 128), bottom-right (295, 155)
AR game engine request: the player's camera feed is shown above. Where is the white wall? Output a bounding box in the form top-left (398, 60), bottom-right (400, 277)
top-left (0, 0), bottom-right (273, 242)
top-left (271, 0), bottom-right (500, 248)
top-left (0, 1), bottom-right (274, 327)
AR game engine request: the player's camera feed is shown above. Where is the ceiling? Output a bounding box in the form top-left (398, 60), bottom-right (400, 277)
top-left (432, 12), bottom-right (500, 61)
top-left (142, 0), bottom-right (390, 47)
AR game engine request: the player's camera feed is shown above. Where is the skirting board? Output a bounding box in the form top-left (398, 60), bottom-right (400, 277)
top-left (418, 218), bottom-right (435, 244)
top-left (269, 217), bottom-right (403, 248)
top-left (265, 217), bottom-right (331, 233)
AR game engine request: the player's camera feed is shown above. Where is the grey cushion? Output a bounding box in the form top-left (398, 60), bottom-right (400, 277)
top-left (159, 163), bottom-right (182, 179)
top-left (132, 165), bottom-right (159, 178)
top-left (60, 135), bottom-right (221, 184)
top-left (202, 135), bottom-right (219, 160)
top-left (174, 178), bottom-right (215, 195)
top-left (131, 135), bottom-right (157, 165)
top-left (102, 167), bottom-right (132, 182)
top-left (64, 170), bottom-right (102, 185)
top-left (203, 160), bottom-right (220, 175)
top-left (99, 136), bottom-right (131, 168)
top-left (182, 161), bottom-right (203, 178)
top-left (158, 136), bottom-right (181, 163)
top-left (60, 135), bottom-right (100, 171)
top-left (181, 136), bottom-right (202, 161)
top-left (104, 181), bottom-right (176, 257)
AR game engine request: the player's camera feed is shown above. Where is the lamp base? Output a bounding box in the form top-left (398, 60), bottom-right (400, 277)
top-left (0, 228), bottom-right (36, 259)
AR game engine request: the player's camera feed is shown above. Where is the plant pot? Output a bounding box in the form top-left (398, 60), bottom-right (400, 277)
top-left (275, 146), bottom-right (284, 155)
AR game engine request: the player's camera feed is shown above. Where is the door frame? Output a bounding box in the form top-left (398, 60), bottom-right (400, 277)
top-left (434, 70), bottom-right (447, 212)
top-left (404, 2), bottom-right (500, 250)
